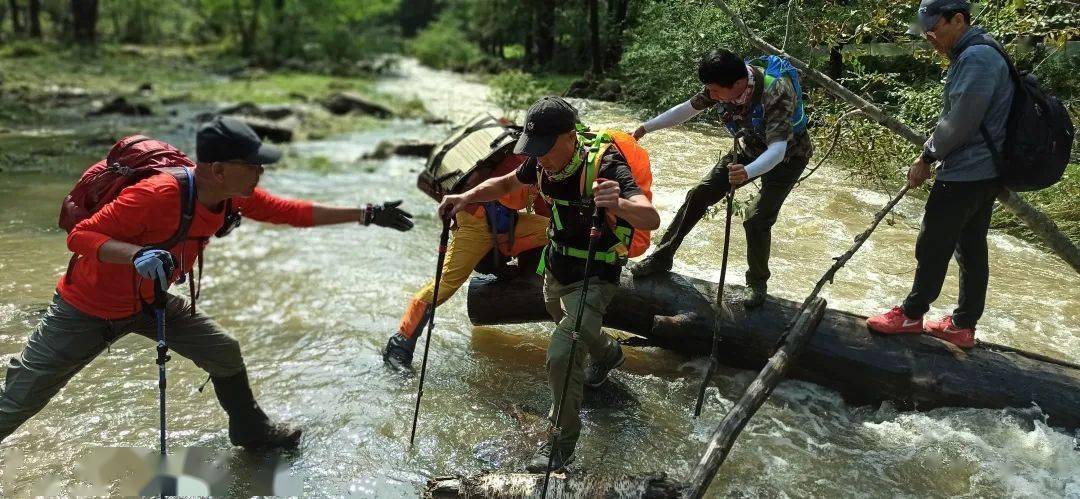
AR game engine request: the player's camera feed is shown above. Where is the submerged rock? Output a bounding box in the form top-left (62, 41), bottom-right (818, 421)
top-left (235, 116), bottom-right (298, 143)
top-left (88, 97), bottom-right (153, 116)
top-left (321, 91), bottom-right (393, 117)
top-left (362, 139), bottom-right (436, 160)
top-left (218, 102), bottom-right (304, 121)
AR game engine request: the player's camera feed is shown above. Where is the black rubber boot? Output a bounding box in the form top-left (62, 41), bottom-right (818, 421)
top-left (211, 368), bottom-right (302, 451)
top-left (526, 441), bottom-right (576, 473)
top-left (382, 333), bottom-right (418, 373)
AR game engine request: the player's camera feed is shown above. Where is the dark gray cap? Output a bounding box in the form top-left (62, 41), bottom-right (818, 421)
top-left (906, 0), bottom-right (970, 36)
top-left (514, 96), bottom-right (579, 157)
top-left (196, 116), bottom-right (282, 165)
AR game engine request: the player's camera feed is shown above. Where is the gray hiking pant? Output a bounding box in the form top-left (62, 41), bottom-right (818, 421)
top-left (542, 273), bottom-right (621, 456)
top-left (0, 293), bottom-right (245, 441)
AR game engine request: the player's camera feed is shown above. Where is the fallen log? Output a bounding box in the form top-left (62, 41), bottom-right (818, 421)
top-left (686, 297), bottom-right (827, 498)
top-left (425, 472), bottom-right (682, 498)
top-left (467, 272), bottom-right (1080, 430)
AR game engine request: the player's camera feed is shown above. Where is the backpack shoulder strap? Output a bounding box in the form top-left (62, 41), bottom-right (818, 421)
top-left (964, 38), bottom-right (1023, 88)
top-left (150, 166), bottom-right (196, 250)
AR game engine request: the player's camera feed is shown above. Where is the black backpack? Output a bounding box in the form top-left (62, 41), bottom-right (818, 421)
top-left (969, 38), bottom-right (1075, 192)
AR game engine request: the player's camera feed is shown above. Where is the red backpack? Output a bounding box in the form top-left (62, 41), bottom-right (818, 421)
top-left (59, 135), bottom-right (197, 297)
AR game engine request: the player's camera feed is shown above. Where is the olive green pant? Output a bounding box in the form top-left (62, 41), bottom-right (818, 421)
top-left (0, 293), bottom-right (245, 441)
top-left (541, 272), bottom-right (620, 456)
top-left (651, 151), bottom-right (809, 289)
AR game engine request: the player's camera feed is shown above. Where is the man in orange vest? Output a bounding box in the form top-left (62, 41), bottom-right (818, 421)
top-left (437, 97), bottom-right (660, 472)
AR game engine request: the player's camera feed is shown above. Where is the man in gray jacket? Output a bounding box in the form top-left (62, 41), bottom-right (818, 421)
top-left (866, 0), bottom-right (1012, 348)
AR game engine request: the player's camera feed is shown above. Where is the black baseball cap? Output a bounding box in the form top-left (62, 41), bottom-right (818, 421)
top-left (196, 115), bottom-right (282, 165)
top-left (514, 96), bottom-right (579, 157)
top-left (906, 0), bottom-right (970, 36)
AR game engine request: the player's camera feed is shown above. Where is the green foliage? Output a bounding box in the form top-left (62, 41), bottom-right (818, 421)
top-left (489, 70), bottom-right (546, 118)
top-left (618, 1), bottom-right (749, 114)
top-left (408, 14), bottom-right (483, 71)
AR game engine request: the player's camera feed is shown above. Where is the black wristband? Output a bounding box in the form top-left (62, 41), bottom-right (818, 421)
top-left (361, 203), bottom-right (374, 225)
top-left (920, 146), bottom-right (937, 164)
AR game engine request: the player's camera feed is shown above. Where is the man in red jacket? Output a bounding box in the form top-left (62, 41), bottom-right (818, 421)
top-left (0, 117), bottom-right (413, 449)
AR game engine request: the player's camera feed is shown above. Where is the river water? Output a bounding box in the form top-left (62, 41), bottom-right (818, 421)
top-left (0, 59), bottom-right (1077, 497)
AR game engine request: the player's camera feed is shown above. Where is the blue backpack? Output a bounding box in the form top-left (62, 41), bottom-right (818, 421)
top-left (724, 55), bottom-right (809, 137)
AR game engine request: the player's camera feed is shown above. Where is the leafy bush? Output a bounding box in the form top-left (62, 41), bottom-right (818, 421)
top-left (489, 70), bottom-right (546, 119)
top-left (408, 15), bottom-right (483, 71)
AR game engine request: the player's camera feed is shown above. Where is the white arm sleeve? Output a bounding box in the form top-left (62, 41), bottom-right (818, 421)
top-left (743, 140), bottom-right (788, 179)
top-left (642, 101), bottom-right (703, 133)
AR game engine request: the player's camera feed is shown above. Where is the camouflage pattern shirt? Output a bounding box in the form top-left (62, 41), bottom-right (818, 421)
top-left (689, 65), bottom-right (814, 160)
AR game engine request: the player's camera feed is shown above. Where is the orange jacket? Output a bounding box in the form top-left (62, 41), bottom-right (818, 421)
top-left (59, 167), bottom-right (314, 319)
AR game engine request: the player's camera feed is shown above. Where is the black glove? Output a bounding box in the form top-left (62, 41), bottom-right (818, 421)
top-left (363, 200), bottom-right (414, 232)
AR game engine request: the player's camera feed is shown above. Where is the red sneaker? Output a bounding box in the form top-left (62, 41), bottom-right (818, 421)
top-left (866, 306), bottom-right (923, 335)
top-left (924, 315), bottom-right (975, 349)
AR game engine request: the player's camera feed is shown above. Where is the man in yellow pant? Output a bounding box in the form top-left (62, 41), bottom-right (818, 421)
top-left (383, 186), bottom-right (549, 371)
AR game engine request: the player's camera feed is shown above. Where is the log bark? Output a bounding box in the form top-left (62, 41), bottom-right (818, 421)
top-left (467, 272), bottom-right (1080, 430)
top-left (425, 472), bottom-right (682, 498)
top-left (712, 0), bottom-right (1080, 273)
top-left (685, 298), bottom-right (827, 498)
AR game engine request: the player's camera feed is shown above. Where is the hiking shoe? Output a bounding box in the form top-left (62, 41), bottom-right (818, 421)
top-left (584, 346), bottom-right (626, 388)
top-left (866, 306), bottom-right (923, 335)
top-left (742, 285), bottom-right (767, 309)
top-left (382, 333), bottom-right (415, 372)
top-left (630, 252), bottom-right (672, 277)
top-left (924, 315), bottom-right (976, 349)
top-left (233, 422), bottom-right (302, 451)
top-left (525, 441), bottom-right (575, 473)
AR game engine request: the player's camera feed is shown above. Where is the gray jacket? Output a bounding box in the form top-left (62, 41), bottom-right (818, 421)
top-left (925, 27), bottom-right (1014, 182)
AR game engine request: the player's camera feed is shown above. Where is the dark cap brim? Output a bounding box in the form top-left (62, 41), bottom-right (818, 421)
top-left (513, 132), bottom-right (557, 157)
top-left (241, 142), bottom-right (282, 166)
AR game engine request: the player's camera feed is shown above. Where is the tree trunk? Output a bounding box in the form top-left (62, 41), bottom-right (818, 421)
top-left (713, 0), bottom-right (1080, 273)
top-left (70, 0), bottom-right (97, 44)
top-left (604, 0), bottom-right (630, 71)
top-left (397, 0), bottom-right (437, 37)
top-left (467, 272), bottom-right (1080, 430)
top-left (232, 0), bottom-right (262, 58)
top-left (9, 0), bottom-right (22, 34)
top-left (533, 0), bottom-right (555, 67)
top-left (26, 0), bottom-right (39, 37)
top-left (270, 0), bottom-right (284, 56)
top-left (523, 6), bottom-right (534, 68)
top-left (588, 0), bottom-right (602, 76)
top-left (827, 44), bottom-right (843, 80)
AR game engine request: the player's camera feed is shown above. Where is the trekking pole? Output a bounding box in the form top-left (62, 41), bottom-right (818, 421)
top-left (151, 276), bottom-right (171, 455)
top-left (408, 217), bottom-right (452, 451)
top-left (693, 133), bottom-right (742, 418)
top-left (540, 203), bottom-right (605, 499)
